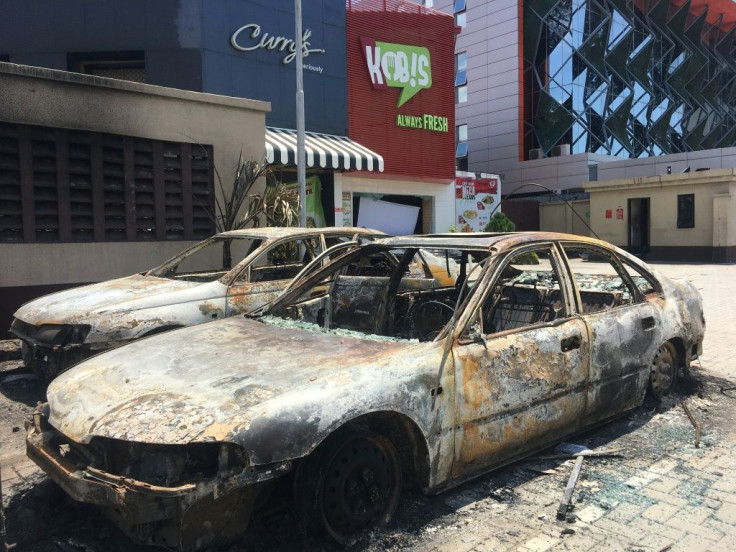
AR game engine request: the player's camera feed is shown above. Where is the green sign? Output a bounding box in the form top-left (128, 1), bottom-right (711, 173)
top-left (361, 37), bottom-right (432, 107)
top-left (284, 175), bottom-right (326, 227)
top-left (396, 113), bottom-right (448, 132)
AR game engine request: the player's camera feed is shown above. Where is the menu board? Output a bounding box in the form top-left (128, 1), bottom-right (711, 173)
top-left (454, 176), bottom-right (501, 232)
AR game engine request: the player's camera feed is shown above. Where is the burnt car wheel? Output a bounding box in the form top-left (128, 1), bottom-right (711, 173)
top-left (649, 341), bottom-right (678, 399)
top-left (298, 430), bottom-right (402, 543)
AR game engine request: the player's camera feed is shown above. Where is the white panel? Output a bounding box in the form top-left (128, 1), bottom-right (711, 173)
top-left (357, 198), bottom-right (420, 235)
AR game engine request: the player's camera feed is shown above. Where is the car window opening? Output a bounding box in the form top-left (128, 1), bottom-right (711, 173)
top-left (477, 246), bottom-right (564, 335)
top-left (264, 246), bottom-right (487, 342)
top-left (562, 245), bottom-right (639, 314)
top-left (148, 236), bottom-right (263, 282)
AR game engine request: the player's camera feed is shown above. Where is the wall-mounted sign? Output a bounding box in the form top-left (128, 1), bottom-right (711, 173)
top-left (284, 175), bottom-right (326, 227)
top-left (395, 113), bottom-right (448, 132)
top-left (360, 37), bottom-right (432, 107)
top-left (455, 175), bottom-right (501, 232)
top-left (605, 209), bottom-right (612, 219)
top-left (341, 191), bottom-right (353, 227)
top-left (231, 23), bottom-right (326, 65)
top-left (616, 207), bottom-right (624, 220)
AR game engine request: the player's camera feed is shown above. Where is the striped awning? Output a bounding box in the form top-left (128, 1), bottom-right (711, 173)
top-left (265, 127), bottom-right (384, 172)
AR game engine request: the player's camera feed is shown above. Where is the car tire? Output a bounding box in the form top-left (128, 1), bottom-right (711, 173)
top-left (649, 341), bottom-right (678, 400)
top-left (296, 428), bottom-right (402, 544)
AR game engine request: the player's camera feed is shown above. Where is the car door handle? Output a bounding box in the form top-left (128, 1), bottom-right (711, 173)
top-left (561, 335), bottom-right (581, 352)
top-left (642, 316), bottom-right (656, 331)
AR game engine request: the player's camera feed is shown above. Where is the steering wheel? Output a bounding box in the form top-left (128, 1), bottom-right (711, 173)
top-left (407, 300), bottom-right (455, 341)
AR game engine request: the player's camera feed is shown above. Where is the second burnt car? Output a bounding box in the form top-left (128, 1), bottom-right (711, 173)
top-left (11, 226), bottom-right (381, 379)
top-left (26, 233), bottom-right (704, 550)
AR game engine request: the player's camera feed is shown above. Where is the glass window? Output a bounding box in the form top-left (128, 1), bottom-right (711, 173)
top-left (456, 84), bottom-right (467, 103)
top-left (677, 194), bottom-right (694, 228)
top-left (456, 124), bottom-right (468, 158)
top-left (423, 0), bottom-right (434, 7)
top-left (455, 70), bottom-right (467, 86)
top-left (455, 11), bottom-right (466, 27)
top-left (456, 52), bottom-right (467, 72)
top-left (454, 0), bottom-right (466, 13)
top-left (561, 246), bottom-right (637, 314)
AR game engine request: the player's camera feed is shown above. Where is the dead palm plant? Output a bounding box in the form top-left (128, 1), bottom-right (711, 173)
top-left (211, 153), bottom-right (299, 268)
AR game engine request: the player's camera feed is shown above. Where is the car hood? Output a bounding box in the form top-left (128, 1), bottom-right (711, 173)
top-left (47, 317), bottom-right (419, 447)
top-left (14, 275), bottom-right (204, 325)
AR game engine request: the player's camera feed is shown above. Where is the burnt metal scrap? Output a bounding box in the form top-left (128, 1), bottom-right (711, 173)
top-left (26, 232), bottom-right (705, 550)
top-left (681, 401), bottom-right (702, 448)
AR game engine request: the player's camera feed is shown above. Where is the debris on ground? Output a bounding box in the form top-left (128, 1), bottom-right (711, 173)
top-left (556, 454), bottom-right (585, 520)
top-left (681, 400), bottom-right (701, 448)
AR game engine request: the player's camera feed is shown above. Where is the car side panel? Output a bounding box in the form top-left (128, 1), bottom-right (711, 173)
top-left (451, 317), bottom-right (590, 481)
top-left (582, 301), bottom-right (658, 423)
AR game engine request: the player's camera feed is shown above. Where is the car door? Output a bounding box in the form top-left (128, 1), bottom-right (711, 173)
top-left (558, 243), bottom-right (658, 424)
top-left (225, 236), bottom-right (321, 316)
top-left (451, 244), bottom-right (590, 481)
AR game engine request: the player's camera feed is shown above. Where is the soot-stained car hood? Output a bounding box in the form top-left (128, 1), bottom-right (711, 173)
top-left (46, 317), bottom-right (422, 450)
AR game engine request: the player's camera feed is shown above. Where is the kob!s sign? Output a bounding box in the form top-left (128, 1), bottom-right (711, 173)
top-left (361, 37), bottom-right (432, 107)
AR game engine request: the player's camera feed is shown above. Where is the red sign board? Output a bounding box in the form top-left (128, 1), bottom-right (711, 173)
top-left (346, 0), bottom-right (456, 180)
top-left (616, 208), bottom-right (624, 219)
top-left (605, 209), bottom-right (612, 219)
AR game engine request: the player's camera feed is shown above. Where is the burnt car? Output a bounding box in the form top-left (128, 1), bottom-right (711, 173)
top-left (26, 233), bottom-right (704, 550)
top-left (11, 226), bottom-right (381, 379)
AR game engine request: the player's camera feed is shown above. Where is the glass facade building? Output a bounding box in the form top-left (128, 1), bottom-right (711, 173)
top-left (523, 0), bottom-right (736, 158)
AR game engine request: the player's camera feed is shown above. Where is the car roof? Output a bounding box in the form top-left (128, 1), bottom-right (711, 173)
top-left (217, 227), bottom-right (385, 239)
top-left (370, 232), bottom-right (616, 251)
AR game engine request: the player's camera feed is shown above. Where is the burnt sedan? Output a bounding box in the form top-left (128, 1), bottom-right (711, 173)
top-left (11, 226), bottom-right (380, 379)
top-left (26, 233), bottom-right (704, 550)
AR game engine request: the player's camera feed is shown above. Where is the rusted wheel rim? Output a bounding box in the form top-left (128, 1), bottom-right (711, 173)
top-left (651, 342), bottom-right (677, 398)
top-left (320, 435), bottom-right (400, 543)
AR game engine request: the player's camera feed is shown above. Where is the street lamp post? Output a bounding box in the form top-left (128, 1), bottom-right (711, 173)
top-left (295, 0), bottom-right (307, 227)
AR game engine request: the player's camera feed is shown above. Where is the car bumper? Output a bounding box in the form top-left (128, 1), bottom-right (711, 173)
top-left (11, 319), bottom-right (102, 379)
top-left (26, 413), bottom-right (292, 550)
top-left (18, 339), bottom-right (98, 380)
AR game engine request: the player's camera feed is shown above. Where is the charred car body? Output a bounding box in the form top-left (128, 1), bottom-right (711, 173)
top-left (27, 233), bottom-right (704, 550)
top-left (11, 227), bottom-right (381, 379)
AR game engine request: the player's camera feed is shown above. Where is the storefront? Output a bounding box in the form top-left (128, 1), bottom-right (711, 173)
top-left (337, 0), bottom-right (458, 234)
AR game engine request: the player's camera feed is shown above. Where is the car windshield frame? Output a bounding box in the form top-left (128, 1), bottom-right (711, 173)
top-left (260, 242), bottom-right (496, 343)
top-left (144, 234), bottom-right (267, 283)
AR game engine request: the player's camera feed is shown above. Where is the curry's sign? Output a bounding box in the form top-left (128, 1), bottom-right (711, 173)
top-left (231, 23), bottom-right (326, 65)
top-left (396, 114), bottom-right (448, 132)
top-left (361, 37), bottom-right (432, 107)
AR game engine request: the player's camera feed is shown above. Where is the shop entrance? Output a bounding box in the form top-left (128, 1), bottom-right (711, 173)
top-left (628, 198), bottom-right (650, 256)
